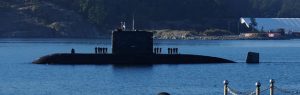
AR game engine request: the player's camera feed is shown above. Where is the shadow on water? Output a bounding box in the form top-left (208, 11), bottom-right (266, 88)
top-left (111, 64), bottom-right (154, 80)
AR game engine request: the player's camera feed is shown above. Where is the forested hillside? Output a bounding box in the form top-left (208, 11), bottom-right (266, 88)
top-left (48, 0), bottom-right (300, 29)
top-left (1, 0), bottom-right (300, 38)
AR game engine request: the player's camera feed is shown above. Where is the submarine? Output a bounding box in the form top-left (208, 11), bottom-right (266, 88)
top-left (33, 23), bottom-right (236, 65)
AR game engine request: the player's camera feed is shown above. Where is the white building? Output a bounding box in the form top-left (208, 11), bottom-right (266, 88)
top-left (240, 18), bottom-right (300, 32)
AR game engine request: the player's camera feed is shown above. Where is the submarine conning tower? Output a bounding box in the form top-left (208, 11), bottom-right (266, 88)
top-left (112, 29), bottom-right (153, 55)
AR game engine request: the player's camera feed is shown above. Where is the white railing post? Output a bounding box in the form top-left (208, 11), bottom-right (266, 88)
top-left (256, 82), bottom-right (261, 95)
top-left (270, 79), bottom-right (275, 95)
top-left (224, 80), bottom-right (229, 95)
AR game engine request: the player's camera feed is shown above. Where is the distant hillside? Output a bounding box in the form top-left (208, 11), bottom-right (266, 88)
top-left (243, 18), bottom-right (300, 32)
top-left (1, 0), bottom-right (300, 38)
top-left (0, 0), bottom-right (103, 38)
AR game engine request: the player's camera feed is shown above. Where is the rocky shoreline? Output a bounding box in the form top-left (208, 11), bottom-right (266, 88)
top-left (153, 35), bottom-right (291, 40)
top-left (152, 29), bottom-right (292, 40)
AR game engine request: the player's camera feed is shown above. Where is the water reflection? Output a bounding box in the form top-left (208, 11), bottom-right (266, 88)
top-left (112, 64), bottom-right (154, 91)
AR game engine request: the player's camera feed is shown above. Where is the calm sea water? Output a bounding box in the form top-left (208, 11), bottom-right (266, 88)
top-left (0, 39), bottom-right (300, 95)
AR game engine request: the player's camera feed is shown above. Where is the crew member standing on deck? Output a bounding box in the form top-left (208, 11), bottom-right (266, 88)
top-left (71, 48), bottom-right (75, 54)
top-left (120, 22), bottom-right (126, 31)
top-left (95, 47), bottom-right (98, 54)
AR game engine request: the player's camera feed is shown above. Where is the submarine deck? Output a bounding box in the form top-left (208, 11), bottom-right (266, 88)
top-left (33, 53), bottom-right (235, 65)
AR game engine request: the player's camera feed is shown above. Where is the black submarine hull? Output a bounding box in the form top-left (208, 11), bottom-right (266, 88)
top-left (33, 53), bottom-right (235, 65)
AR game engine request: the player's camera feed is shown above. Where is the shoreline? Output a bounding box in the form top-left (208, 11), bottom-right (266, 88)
top-left (0, 36), bottom-right (295, 40)
top-left (151, 29), bottom-right (297, 40)
top-left (153, 35), bottom-right (294, 40)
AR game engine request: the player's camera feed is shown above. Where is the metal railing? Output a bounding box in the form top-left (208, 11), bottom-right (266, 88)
top-left (224, 79), bottom-right (300, 95)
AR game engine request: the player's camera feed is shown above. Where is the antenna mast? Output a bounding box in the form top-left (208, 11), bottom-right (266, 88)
top-left (132, 15), bottom-right (135, 31)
